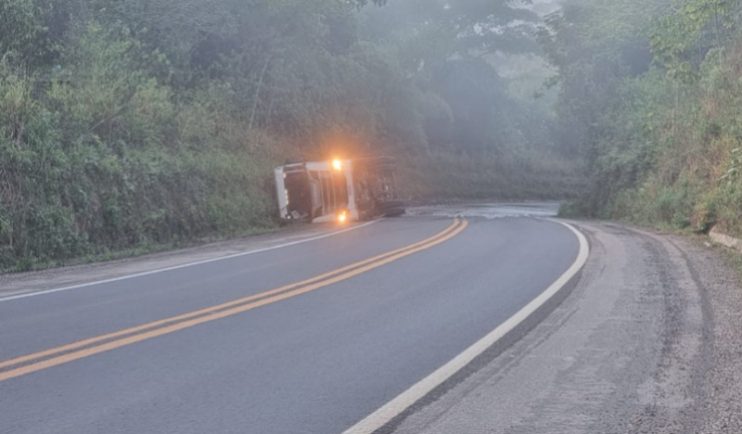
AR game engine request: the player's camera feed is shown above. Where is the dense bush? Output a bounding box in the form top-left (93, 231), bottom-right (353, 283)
top-left (0, 18), bottom-right (283, 270)
top-left (548, 0), bottom-right (742, 236)
top-left (0, 57), bottom-right (279, 270)
top-left (0, 0), bottom-right (576, 270)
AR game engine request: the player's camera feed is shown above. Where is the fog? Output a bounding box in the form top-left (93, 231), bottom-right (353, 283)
top-left (8, 0), bottom-right (737, 267)
top-left (1, 0), bottom-right (580, 268)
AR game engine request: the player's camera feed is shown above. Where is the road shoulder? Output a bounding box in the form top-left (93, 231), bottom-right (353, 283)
top-left (0, 222), bottom-right (374, 300)
top-left (390, 220), bottom-right (742, 434)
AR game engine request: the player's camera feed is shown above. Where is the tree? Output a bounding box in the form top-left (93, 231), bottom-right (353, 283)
top-left (0, 0), bottom-right (54, 67)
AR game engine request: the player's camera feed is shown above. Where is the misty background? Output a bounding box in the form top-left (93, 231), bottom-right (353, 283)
top-left (2, 0), bottom-right (741, 270)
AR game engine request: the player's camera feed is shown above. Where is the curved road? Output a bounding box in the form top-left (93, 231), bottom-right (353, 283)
top-left (0, 207), bottom-right (581, 434)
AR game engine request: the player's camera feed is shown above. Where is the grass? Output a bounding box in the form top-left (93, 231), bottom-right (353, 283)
top-left (1, 224), bottom-right (280, 274)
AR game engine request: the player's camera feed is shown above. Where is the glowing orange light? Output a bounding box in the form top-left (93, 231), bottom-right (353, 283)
top-left (332, 159), bottom-right (343, 171)
top-left (337, 210), bottom-right (348, 224)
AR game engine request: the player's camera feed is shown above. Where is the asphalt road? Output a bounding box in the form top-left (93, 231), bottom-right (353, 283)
top-left (0, 207), bottom-right (581, 434)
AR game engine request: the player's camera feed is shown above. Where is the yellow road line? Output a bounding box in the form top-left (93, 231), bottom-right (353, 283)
top-left (0, 218), bottom-right (462, 372)
top-left (0, 219), bottom-right (468, 382)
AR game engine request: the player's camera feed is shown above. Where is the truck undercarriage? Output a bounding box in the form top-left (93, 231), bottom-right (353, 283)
top-left (274, 157), bottom-right (404, 224)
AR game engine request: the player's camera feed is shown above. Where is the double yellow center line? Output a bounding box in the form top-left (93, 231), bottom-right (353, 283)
top-left (0, 218), bottom-right (468, 382)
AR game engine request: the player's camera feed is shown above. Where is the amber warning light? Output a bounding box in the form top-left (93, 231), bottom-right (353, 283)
top-left (337, 210), bottom-right (348, 225)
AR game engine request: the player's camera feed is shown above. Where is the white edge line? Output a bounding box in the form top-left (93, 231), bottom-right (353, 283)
top-left (343, 219), bottom-right (589, 434)
top-left (0, 220), bottom-right (379, 303)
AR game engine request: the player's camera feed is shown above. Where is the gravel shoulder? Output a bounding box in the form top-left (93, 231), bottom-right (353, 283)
top-left (390, 220), bottom-right (742, 434)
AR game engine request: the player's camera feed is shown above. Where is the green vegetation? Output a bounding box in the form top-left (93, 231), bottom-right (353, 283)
top-left (546, 0), bottom-right (742, 237)
top-left (16, 0), bottom-right (742, 270)
top-left (0, 0), bottom-right (573, 270)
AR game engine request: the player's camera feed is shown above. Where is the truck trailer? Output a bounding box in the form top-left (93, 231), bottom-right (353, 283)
top-left (274, 157), bottom-right (404, 224)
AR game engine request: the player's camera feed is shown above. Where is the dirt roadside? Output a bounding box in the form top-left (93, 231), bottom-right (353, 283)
top-left (390, 220), bottom-right (742, 434)
top-left (679, 231), bottom-right (742, 433)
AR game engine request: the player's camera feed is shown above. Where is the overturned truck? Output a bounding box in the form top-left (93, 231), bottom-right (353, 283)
top-left (274, 157), bottom-right (405, 224)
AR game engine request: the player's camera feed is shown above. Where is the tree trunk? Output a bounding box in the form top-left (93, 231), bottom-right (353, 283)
top-left (248, 55), bottom-right (272, 131)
